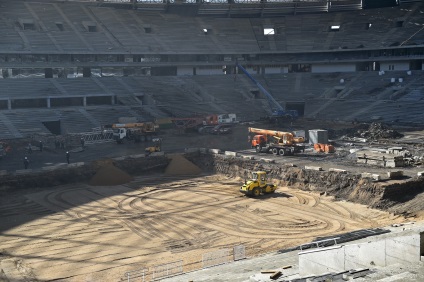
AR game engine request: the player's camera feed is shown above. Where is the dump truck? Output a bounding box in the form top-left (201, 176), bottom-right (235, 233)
top-left (249, 127), bottom-right (306, 156)
top-left (240, 171), bottom-right (277, 197)
top-left (111, 122), bottom-right (158, 143)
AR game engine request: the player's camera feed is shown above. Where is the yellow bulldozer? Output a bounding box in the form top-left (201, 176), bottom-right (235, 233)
top-left (240, 171), bottom-right (277, 197)
top-left (145, 138), bottom-right (162, 155)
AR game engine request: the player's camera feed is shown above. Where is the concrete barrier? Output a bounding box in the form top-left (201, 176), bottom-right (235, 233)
top-left (305, 166), bottom-right (323, 171)
top-left (417, 171), bottom-right (424, 177)
top-left (113, 156), bottom-right (127, 161)
top-left (361, 173), bottom-right (381, 181)
top-left (387, 171), bottom-right (403, 179)
top-left (329, 168), bottom-right (347, 173)
top-left (285, 163), bottom-right (297, 167)
top-left (224, 151), bottom-right (238, 157)
top-left (209, 149), bottom-right (221, 154)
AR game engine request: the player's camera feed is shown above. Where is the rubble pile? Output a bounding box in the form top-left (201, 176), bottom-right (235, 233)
top-left (330, 122), bottom-right (403, 141)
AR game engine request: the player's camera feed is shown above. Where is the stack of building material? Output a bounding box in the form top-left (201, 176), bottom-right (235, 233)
top-left (357, 150), bottom-right (404, 168)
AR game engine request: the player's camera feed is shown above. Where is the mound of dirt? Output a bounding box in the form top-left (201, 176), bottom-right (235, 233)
top-left (165, 154), bottom-right (202, 175)
top-left (89, 164), bottom-right (133, 186)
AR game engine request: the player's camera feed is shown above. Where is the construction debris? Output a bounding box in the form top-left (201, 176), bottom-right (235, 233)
top-left (357, 150), bottom-right (405, 167)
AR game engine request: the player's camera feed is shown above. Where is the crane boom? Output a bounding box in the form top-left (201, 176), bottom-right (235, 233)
top-left (236, 63), bottom-right (285, 114)
top-left (248, 127), bottom-right (294, 138)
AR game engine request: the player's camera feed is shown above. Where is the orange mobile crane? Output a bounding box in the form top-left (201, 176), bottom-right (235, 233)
top-left (249, 127), bottom-right (306, 156)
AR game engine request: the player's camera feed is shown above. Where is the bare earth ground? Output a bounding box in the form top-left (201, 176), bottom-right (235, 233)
top-left (1, 120), bottom-right (424, 281)
top-left (0, 173), bottom-right (405, 282)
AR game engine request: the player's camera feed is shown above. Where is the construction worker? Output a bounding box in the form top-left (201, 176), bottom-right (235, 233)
top-left (66, 151), bottom-right (70, 164)
top-left (24, 157), bottom-right (29, 169)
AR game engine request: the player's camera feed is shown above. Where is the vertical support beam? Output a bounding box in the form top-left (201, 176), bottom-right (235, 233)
top-left (83, 97), bottom-right (87, 107)
top-left (7, 99), bottom-right (11, 110)
top-left (111, 96), bottom-right (115, 105)
top-left (47, 97), bottom-right (51, 108)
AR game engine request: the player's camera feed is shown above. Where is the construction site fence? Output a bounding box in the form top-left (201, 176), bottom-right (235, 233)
top-left (123, 245), bottom-right (246, 281)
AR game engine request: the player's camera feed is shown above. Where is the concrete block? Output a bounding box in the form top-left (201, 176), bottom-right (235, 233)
top-left (129, 154), bottom-right (146, 158)
top-left (150, 151), bottom-right (165, 157)
top-left (0, 170), bottom-right (8, 176)
top-left (260, 158), bottom-right (275, 163)
top-left (15, 169), bottom-right (33, 174)
top-left (305, 166), bottom-right (323, 171)
top-left (285, 163), bottom-right (297, 167)
top-left (42, 166), bottom-right (58, 171)
top-left (361, 173), bottom-right (381, 181)
top-left (242, 155), bottom-right (255, 160)
top-left (224, 151), bottom-right (238, 157)
top-left (185, 148), bottom-right (199, 153)
top-left (68, 162), bottom-right (84, 167)
top-left (387, 171), bottom-right (403, 179)
top-left (329, 168), bottom-right (347, 173)
top-left (299, 246), bottom-right (345, 276)
top-left (385, 234), bottom-right (420, 265)
top-left (209, 149), bottom-right (221, 154)
top-left (417, 171), bottom-right (424, 177)
top-left (345, 241), bottom-right (386, 268)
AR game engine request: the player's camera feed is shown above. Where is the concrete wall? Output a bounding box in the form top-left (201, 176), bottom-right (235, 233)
top-left (177, 66), bottom-right (194, 76)
top-left (311, 63), bottom-right (356, 73)
top-left (380, 61), bottom-right (410, 71)
top-left (299, 233), bottom-right (422, 276)
top-left (264, 66), bottom-right (286, 74)
top-left (195, 67), bottom-right (224, 75)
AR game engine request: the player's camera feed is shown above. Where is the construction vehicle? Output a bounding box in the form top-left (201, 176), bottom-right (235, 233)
top-left (249, 127), bottom-right (306, 156)
top-left (171, 113), bottom-right (237, 133)
top-left (111, 122), bottom-right (158, 144)
top-left (145, 138), bottom-right (162, 155)
top-left (236, 63), bottom-right (298, 121)
top-left (240, 171), bottom-right (277, 197)
top-left (313, 143), bottom-right (335, 153)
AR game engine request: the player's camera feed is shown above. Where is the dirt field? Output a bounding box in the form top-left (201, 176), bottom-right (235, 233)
top-left (0, 173), bottom-right (404, 282)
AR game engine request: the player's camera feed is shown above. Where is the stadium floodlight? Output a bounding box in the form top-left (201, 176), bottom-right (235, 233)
top-left (264, 28), bottom-right (275, 35)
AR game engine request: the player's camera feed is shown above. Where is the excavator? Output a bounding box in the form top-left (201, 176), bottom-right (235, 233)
top-left (240, 171), bottom-right (277, 197)
top-left (249, 127), bottom-right (306, 156)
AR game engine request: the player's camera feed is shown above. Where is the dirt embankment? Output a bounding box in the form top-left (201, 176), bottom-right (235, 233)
top-left (186, 152), bottom-right (424, 217)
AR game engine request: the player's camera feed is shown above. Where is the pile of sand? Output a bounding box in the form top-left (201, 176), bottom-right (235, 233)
top-left (165, 154), bottom-right (202, 175)
top-left (89, 164), bottom-right (133, 186)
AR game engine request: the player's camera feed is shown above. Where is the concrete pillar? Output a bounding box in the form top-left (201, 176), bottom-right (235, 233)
top-left (111, 96), bottom-right (115, 105)
top-left (47, 98), bottom-right (51, 108)
top-left (7, 99), bottom-right (11, 110)
top-left (83, 97), bottom-right (87, 107)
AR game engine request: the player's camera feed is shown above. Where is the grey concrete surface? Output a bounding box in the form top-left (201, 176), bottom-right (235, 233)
top-left (162, 222), bottom-right (424, 282)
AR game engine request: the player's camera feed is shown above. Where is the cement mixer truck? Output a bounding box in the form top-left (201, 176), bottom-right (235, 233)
top-left (249, 127), bottom-right (306, 156)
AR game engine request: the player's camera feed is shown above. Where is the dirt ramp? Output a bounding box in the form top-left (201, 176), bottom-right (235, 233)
top-left (165, 154), bottom-right (202, 175)
top-left (89, 163), bottom-right (133, 186)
